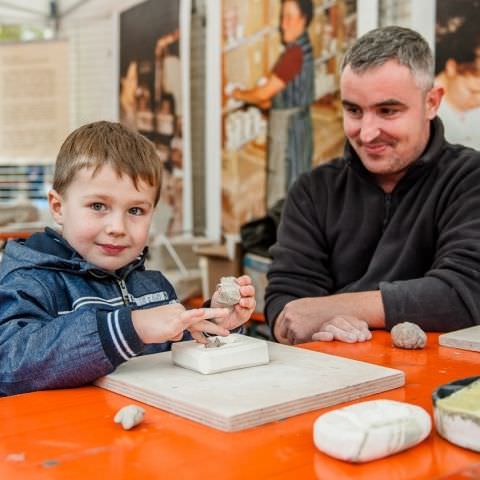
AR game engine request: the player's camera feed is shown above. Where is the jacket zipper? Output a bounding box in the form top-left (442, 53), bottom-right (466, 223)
top-left (383, 193), bottom-right (392, 230)
top-left (117, 279), bottom-right (133, 305)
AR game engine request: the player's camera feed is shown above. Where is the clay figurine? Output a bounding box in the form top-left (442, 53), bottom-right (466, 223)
top-left (215, 276), bottom-right (241, 307)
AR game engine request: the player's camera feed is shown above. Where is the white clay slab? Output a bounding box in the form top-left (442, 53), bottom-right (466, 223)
top-left (96, 341), bottom-right (405, 431)
top-left (313, 400), bottom-right (432, 462)
top-left (439, 325), bottom-right (480, 352)
top-left (171, 334), bottom-right (269, 374)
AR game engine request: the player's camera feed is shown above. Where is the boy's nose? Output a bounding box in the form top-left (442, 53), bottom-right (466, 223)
top-left (105, 213), bottom-right (126, 235)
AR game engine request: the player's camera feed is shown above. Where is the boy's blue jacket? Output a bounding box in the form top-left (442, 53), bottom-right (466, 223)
top-left (0, 228), bottom-right (184, 396)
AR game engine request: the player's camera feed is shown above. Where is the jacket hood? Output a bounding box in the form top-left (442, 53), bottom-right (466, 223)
top-left (0, 227), bottom-right (146, 280)
top-left (343, 117), bottom-right (446, 190)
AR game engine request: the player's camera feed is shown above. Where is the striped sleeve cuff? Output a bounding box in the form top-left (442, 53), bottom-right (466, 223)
top-left (97, 307), bottom-right (145, 368)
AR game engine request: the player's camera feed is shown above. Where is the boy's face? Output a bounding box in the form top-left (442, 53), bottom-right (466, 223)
top-left (48, 164), bottom-right (157, 272)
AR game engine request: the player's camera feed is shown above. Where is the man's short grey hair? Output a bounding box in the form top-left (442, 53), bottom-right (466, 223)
top-left (341, 26), bottom-right (434, 92)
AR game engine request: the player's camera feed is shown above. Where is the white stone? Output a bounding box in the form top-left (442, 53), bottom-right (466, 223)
top-left (313, 400), bottom-right (431, 462)
top-left (391, 322), bottom-right (427, 349)
top-left (171, 333), bottom-right (269, 374)
top-left (114, 405), bottom-right (145, 430)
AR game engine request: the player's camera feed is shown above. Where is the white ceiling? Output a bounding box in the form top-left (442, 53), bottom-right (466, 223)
top-left (0, 0), bottom-right (142, 23)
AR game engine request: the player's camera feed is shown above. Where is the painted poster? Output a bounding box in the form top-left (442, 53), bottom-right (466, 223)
top-left (0, 40), bottom-right (68, 223)
top-left (209, 0), bottom-right (357, 236)
top-left (119, 0), bottom-right (191, 236)
top-left (435, 0), bottom-right (480, 149)
top-left (0, 40), bottom-right (69, 165)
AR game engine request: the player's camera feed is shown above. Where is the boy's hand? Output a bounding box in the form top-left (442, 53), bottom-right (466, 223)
top-left (211, 275), bottom-right (256, 331)
top-left (132, 303), bottom-right (230, 344)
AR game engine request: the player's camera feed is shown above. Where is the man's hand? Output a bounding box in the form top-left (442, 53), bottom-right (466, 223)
top-left (274, 292), bottom-right (385, 344)
top-left (211, 275), bottom-right (256, 331)
top-left (311, 315), bottom-right (371, 343)
top-left (132, 303), bottom-right (230, 344)
top-left (275, 297), bottom-right (332, 344)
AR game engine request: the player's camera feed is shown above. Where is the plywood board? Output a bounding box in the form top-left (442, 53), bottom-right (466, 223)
top-left (439, 325), bottom-right (480, 352)
top-left (95, 342), bottom-right (405, 432)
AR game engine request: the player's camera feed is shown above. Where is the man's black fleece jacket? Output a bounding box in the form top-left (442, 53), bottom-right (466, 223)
top-left (265, 118), bottom-right (480, 333)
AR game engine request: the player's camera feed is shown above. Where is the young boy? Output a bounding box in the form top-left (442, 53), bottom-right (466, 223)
top-left (0, 121), bottom-right (255, 396)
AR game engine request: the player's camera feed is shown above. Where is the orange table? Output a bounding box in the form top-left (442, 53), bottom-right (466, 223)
top-left (0, 231), bottom-right (35, 240)
top-left (0, 226), bottom-right (44, 241)
top-left (1, 332), bottom-right (479, 479)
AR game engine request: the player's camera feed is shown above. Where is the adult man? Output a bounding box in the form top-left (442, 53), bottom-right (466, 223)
top-left (265, 26), bottom-right (480, 345)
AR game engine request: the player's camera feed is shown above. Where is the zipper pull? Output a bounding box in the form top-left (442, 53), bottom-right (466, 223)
top-left (118, 279), bottom-right (133, 305)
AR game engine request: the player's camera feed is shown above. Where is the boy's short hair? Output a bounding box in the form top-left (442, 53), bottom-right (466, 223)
top-left (53, 121), bottom-right (162, 204)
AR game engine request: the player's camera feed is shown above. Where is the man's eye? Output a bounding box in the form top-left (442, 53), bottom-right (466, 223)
top-left (380, 108), bottom-right (398, 116)
top-left (90, 203), bottom-right (105, 211)
top-left (344, 106), bottom-right (361, 117)
top-left (129, 207), bottom-right (144, 216)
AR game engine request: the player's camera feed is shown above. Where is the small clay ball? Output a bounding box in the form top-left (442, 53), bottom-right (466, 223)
top-left (114, 405), bottom-right (145, 430)
top-left (391, 322), bottom-right (427, 349)
top-left (215, 276), bottom-right (241, 306)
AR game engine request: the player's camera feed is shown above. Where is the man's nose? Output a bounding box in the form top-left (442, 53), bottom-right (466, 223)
top-left (359, 115), bottom-right (381, 144)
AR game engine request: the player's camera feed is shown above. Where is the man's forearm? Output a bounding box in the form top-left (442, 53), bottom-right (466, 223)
top-left (273, 290), bottom-right (386, 343)
top-left (328, 291), bottom-right (386, 328)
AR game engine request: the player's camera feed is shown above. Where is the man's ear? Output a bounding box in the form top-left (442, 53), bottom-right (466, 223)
top-left (426, 85), bottom-right (444, 120)
top-left (48, 189), bottom-right (64, 226)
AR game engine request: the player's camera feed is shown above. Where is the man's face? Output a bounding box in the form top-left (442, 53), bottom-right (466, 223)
top-left (341, 60), bottom-right (442, 192)
top-left (280, 1), bottom-right (306, 44)
top-left (49, 164), bottom-right (157, 272)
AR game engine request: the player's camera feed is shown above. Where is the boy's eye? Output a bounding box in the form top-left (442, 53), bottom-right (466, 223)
top-left (129, 207), bottom-right (144, 216)
top-left (90, 202), bottom-right (106, 211)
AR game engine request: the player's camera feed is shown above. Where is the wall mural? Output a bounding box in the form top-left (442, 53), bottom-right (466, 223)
top-left (435, 0), bottom-right (480, 150)
top-left (220, 0), bottom-right (357, 234)
top-left (119, 0), bottom-right (191, 235)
